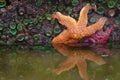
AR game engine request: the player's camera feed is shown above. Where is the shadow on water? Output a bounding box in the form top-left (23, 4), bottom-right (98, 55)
top-left (0, 43), bottom-right (119, 80)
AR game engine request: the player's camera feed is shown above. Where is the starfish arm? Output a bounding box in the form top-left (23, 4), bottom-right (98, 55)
top-left (77, 3), bottom-right (96, 27)
top-left (77, 60), bottom-right (89, 80)
top-left (52, 30), bottom-right (70, 44)
top-left (52, 12), bottom-right (77, 29)
top-left (85, 17), bottom-right (107, 36)
top-left (53, 58), bottom-right (76, 75)
top-left (85, 51), bottom-right (106, 65)
top-left (65, 39), bottom-right (79, 43)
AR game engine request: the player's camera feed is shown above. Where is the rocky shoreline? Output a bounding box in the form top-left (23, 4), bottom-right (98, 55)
top-left (0, 0), bottom-right (120, 46)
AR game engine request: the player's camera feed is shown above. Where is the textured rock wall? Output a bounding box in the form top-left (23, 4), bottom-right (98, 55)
top-left (0, 0), bottom-right (119, 46)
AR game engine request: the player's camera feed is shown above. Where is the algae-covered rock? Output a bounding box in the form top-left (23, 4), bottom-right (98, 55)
top-left (0, 0), bottom-right (6, 8)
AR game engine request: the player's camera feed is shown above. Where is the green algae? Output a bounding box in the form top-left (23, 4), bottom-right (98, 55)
top-left (72, 0), bottom-right (79, 6)
top-left (0, 24), bottom-right (4, 30)
top-left (33, 34), bottom-right (39, 41)
top-left (16, 34), bottom-right (25, 41)
top-left (9, 22), bottom-right (17, 29)
top-left (17, 23), bottom-right (24, 31)
top-left (10, 29), bottom-right (17, 35)
top-left (45, 30), bottom-right (52, 37)
top-left (35, 0), bottom-right (42, 7)
top-left (0, 0), bottom-right (6, 8)
top-left (107, 0), bottom-right (116, 8)
top-left (97, 6), bottom-right (105, 15)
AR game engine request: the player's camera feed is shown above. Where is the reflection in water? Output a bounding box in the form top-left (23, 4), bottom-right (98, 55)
top-left (0, 45), bottom-right (119, 80)
top-left (90, 44), bottom-right (112, 56)
top-left (52, 43), bottom-right (106, 80)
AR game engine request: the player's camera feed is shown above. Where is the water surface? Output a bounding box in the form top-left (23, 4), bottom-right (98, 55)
top-left (0, 44), bottom-right (119, 80)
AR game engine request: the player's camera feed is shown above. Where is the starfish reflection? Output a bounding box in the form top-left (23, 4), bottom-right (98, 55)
top-left (53, 43), bottom-right (106, 80)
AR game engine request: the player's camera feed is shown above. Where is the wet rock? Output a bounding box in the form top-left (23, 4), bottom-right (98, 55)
top-left (107, 9), bottom-right (116, 17)
top-left (107, 0), bottom-right (116, 8)
top-left (17, 23), bottom-right (24, 31)
top-left (9, 22), bottom-right (16, 29)
top-left (17, 6), bottom-right (26, 16)
top-left (63, 0), bottom-right (72, 6)
top-left (24, 35), bottom-right (31, 41)
top-left (72, 0), bottom-right (79, 6)
top-left (10, 29), bottom-right (17, 35)
top-left (89, 16), bottom-right (96, 23)
top-left (0, 8), bottom-right (6, 12)
top-left (35, 0), bottom-right (42, 7)
top-left (6, 5), bottom-right (13, 10)
top-left (27, 39), bottom-right (34, 45)
top-left (45, 30), bottom-right (52, 37)
top-left (65, 7), bottom-right (73, 15)
top-left (97, 6), bottom-right (105, 15)
top-left (57, 4), bottom-right (65, 11)
top-left (30, 28), bottom-right (40, 34)
top-left (33, 34), bottom-right (39, 41)
top-left (23, 19), bottom-right (29, 25)
top-left (116, 3), bottom-right (120, 10)
top-left (0, 0), bottom-right (119, 45)
top-left (36, 23), bottom-right (42, 29)
top-left (1, 12), bottom-right (15, 23)
top-left (38, 35), bottom-right (48, 44)
top-left (7, 39), bottom-right (15, 45)
top-left (73, 3), bottom-right (82, 13)
top-left (1, 35), bottom-right (7, 40)
top-left (0, 24), bottom-right (4, 30)
top-left (26, 4), bottom-right (38, 16)
top-left (0, 0), bottom-right (6, 8)
top-left (53, 25), bottom-right (61, 34)
top-left (50, 0), bottom-right (59, 4)
top-left (16, 33), bottom-right (25, 41)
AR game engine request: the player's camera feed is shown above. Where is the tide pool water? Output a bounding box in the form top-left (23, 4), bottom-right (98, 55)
top-left (0, 45), bottom-right (119, 80)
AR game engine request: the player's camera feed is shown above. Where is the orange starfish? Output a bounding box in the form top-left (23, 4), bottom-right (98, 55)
top-left (53, 43), bottom-right (106, 80)
top-left (52, 3), bottom-right (107, 44)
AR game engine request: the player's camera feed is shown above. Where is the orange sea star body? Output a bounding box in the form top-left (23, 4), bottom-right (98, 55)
top-left (52, 3), bottom-right (107, 44)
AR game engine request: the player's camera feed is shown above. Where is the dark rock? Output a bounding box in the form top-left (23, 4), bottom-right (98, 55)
top-left (17, 6), bottom-right (26, 16)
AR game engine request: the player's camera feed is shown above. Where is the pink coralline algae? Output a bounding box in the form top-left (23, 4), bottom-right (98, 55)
top-left (83, 25), bottom-right (114, 44)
